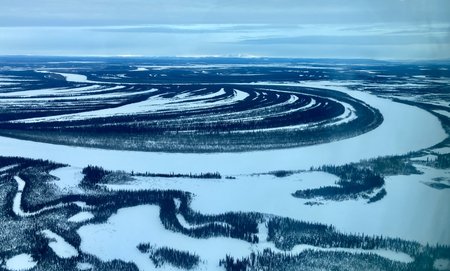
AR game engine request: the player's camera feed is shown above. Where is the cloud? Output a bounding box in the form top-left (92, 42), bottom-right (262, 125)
top-left (238, 34), bottom-right (450, 46)
top-left (90, 24), bottom-right (273, 34)
top-left (0, 23), bottom-right (448, 59)
top-left (1, 0), bottom-right (449, 26)
top-left (0, 0), bottom-right (449, 59)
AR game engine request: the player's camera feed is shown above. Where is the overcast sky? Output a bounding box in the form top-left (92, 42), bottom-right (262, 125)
top-left (0, 0), bottom-right (449, 59)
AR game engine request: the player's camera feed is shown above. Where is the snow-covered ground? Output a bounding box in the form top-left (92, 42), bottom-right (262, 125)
top-left (4, 254), bottom-right (36, 271)
top-left (104, 169), bottom-right (450, 246)
top-left (76, 262), bottom-right (94, 270)
top-left (434, 110), bottom-right (450, 118)
top-left (78, 204), bottom-right (414, 271)
top-left (287, 245), bottom-right (413, 263)
top-left (3, 74), bottom-right (441, 139)
top-left (78, 205), bottom-right (252, 271)
top-left (0, 82), bottom-right (445, 175)
top-left (14, 176), bottom-right (25, 192)
top-left (411, 154), bottom-right (437, 162)
top-left (2, 68), bottom-right (449, 269)
top-left (131, 67), bottom-right (149, 71)
top-left (432, 146), bottom-right (450, 155)
top-left (13, 175), bottom-right (91, 217)
top-left (0, 85), bottom-right (101, 98)
top-left (0, 164), bottom-right (18, 173)
top-left (36, 71), bottom-right (97, 84)
top-left (49, 166), bottom-right (83, 192)
top-left (254, 221), bottom-right (413, 263)
top-left (36, 70), bottom-right (166, 86)
top-left (13, 87), bottom-right (250, 123)
top-left (1, 85), bottom-right (144, 102)
top-left (41, 230), bottom-right (79, 258)
top-left (68, 211), bottom-right (94, 223)
top-left (176, 213), bottom-right (231, 230)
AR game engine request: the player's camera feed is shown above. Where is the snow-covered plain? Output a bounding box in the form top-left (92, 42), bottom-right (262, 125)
top-left (68, 211), bottom-right (94, 223)
top-left (37, 71), bottom-right (97, 84)
top-left (12, 87), bottom-right (249, 123)
top-left (104, 169), bottom-right (450, 246)
top-left (11, 84), bottom-right (343, 134)
top-left (76, 262), bottom-right (94, 270)
top-left (13, 73), bottom-right (359, 134)
top-left (78, 205), bottom-right (252, 271)
top-left (0, 82), bottom-right (445, 175)
top-left (2, 66), bottom-right (449, 270)
top-left (49, 166), bottom-right (83, 192)
top-left (41, 230), bottom-right (79, 258)
top-left (78, 204), bottom-right (414, 271)
top-left (5, 254), bottom-right (37, 271)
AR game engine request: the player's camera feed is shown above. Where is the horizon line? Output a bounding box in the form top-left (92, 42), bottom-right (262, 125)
top-left (0, 54), bottom-right (449, 63)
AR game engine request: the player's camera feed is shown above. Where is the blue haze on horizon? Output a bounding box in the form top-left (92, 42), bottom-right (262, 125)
top-left (0, 0), bottom-right (449, 60)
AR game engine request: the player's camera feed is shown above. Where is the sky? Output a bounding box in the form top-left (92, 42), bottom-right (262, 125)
top-left (0, 0), bottom-right (449, 59)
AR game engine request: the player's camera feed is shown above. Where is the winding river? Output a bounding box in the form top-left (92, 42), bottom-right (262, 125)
top-left (0, 85), bottom-right (447, 174)
top-left (0, 82), bottom-right (446, 175)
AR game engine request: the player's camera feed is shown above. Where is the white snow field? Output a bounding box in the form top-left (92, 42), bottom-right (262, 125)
top-left (0, 82), bottom-right (446, 175)
top-left (68, 211), bottom-right (95, 223)
top-left (78, 204), bottom-right (413, 271)
top-left (49, 166), bottom-right (84, 192)
top-left (36, 71), bottom-right (97, 84)
top-left (78, 205), bottom-right (251, 271)
top-left (41, 230), bottom-right (79, 258)
top-left (5, 253), bottom-right (37, 271)
top-left (76, 262), bottom-right (94, 270)
top-left (104, 169), bottom-right (450, 246)
top-left (17, 87), bottom-right (247, 123)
